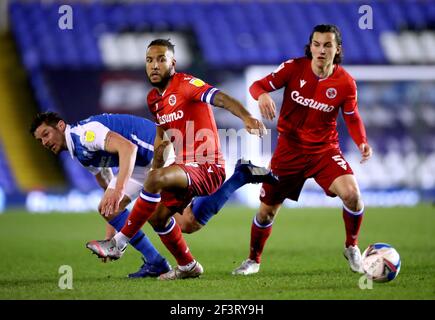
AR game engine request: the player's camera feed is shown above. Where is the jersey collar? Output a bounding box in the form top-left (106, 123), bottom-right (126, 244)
top-left (65, 124), bottom-right (75, 159)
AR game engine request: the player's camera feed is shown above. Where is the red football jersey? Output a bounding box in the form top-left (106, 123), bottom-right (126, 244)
top-left (251, 57), bottom-right (365, 153)
top-left (147, 72), bottom-right (224, 165)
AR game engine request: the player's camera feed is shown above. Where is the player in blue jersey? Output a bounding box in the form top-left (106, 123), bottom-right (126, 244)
top-left (30, 111), bottom-right (172, 278)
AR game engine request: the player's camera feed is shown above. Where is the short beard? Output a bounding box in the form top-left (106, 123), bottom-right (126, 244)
top-left (147, 71), bottom-right (172, 90)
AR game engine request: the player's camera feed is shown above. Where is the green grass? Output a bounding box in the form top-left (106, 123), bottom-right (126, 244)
top-left (0, 205), bottom-right (434, 300)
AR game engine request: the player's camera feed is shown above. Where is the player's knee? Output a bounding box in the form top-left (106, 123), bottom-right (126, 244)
top-left (118, 197), bottom-right (131, 212)
top-left (340, 187), bottom-right (361, 210)
top-left (257, 209), bottom-right (276, 225)
top-left (145, 169), bottom-right (166, 192)
top-left (148, 214), bottom-right (167, 231)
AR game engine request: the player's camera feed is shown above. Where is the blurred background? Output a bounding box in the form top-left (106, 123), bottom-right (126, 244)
top-left (0, 0), bottom-right (434, 213)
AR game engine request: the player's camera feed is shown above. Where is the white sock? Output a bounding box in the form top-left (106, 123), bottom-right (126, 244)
top-left (179, 260), bottom-right (197, 271)
top-left (113, 232), bottom-right (130, 250)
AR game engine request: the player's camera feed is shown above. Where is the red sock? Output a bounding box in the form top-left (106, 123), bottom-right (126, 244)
top-left (342, 206), bottom-right (364, 247)
top-left (158, 222), bottom-right (194, 266)
top-left (120, 192), bottom-right (160, 238)
top-left (249, 217), bottom-right (273, 263)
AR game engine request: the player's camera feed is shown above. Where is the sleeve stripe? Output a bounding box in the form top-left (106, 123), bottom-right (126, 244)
top-left (269, 81), bottom-right (277, 90)
top-left (139, 192), bottom-right (161, 203)
top-left (200, 87), bottom-right (213, 102)
top-left (209, 89), bottom-right (220, 105)
top-left (344, 111), bottom-right (355, 115)
top-left (203, 87), bottom-right (219, 104)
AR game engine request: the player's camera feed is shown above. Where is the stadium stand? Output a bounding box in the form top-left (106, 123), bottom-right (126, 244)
top-left (2, 0), bottom-right (435, 206)
top-left (8, 0), bottom-right (435, 69)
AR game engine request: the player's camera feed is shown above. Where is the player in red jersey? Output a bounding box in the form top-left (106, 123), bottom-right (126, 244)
top-left (86, 39), bottom-right (277, 280)
top-left (233, 25), bottom-right (373, 276)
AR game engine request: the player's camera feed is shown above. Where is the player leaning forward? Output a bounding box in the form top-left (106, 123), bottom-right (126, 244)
top-left (86, 39), bottom-right (276, 280)
top-left (31, 112), bottom-right (172, 278)
top-left (233, 24), bottom-right (373, 276)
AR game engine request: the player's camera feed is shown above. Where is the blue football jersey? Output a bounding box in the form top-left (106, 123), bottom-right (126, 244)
top-left (65, 114), bottom-right (156, 174)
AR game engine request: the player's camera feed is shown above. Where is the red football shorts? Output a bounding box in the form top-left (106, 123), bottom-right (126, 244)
top-left (160, 162), bottom-right (226, 213)
top-left (260, 139), bottom-right (354, 206)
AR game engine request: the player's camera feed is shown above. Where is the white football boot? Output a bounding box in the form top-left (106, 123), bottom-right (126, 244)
top-left (158, 261), bottom-right (204, 280)
top-left (343, 245), bottom-right (364, 274)
top-left (232, 259), bottom-right (260, 275)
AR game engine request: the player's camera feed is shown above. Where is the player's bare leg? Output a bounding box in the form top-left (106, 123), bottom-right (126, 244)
top-left (329, 174), bottom-right (365, 273)
top-left (233, 202), bottom-right (281, 275)
top-left (174, 207), bottom-right (203, 234)
top-left (174, 159), bottom-right (279, 234)
top-left (184, 159), bottom-right (279, 231)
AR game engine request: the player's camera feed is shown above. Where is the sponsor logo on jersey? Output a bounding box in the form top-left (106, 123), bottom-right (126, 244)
top-left (84, 130), bottom-right (95, 142)
top-left (156, 110), bottom-right (184, 125)
top-left (189, 78), bottom-right (205, 87)
top-left (168, 94), bottom-right (177, 106)
top-left (291, 90), bottom-right (335, 112)
top-left (326, 88), bottom-right (337, 99)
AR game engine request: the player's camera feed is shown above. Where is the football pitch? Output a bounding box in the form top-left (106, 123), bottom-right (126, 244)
top-left (0, 205), bottom-right (434, 300)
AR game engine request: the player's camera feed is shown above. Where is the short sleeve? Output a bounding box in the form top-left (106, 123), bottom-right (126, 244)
top-left (182, 77), bottom-right (219, 104)
top-left (79, 121), bottom-right (110, 151)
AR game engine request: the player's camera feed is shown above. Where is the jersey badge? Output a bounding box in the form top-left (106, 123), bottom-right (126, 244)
top-left (326, 88), bottom-right (337, 99)
top-left (300, 79), bottom-right (307, 88)
top-left (84, 130), bottom-right (96, 142)
top-left (168, 94), bottom-right (177, 106)
top-left (189, 78), bottom-right (205, 87)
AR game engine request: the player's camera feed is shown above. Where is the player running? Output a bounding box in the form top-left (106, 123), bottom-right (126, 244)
top-left (233, 24), bottom-right (373, 276)
top-left (86, 39), bottom-right (278, 280)
top-left (30, 112), bottom-right (172, 278)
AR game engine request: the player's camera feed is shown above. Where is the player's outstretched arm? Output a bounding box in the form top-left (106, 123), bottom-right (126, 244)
top-left (99, 131), bottom-right (138, 217)
top-left (212, 91), bottom-right (267, 137)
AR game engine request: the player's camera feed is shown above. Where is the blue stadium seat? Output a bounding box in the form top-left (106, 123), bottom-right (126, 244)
top-left (0, 142), bottom-right (17, 194)
top-left (9, 1), bottom-right (434, 69)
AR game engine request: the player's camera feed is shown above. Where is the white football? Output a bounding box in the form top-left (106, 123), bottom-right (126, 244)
top-left (361, 243), bottom-right (401, 283)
